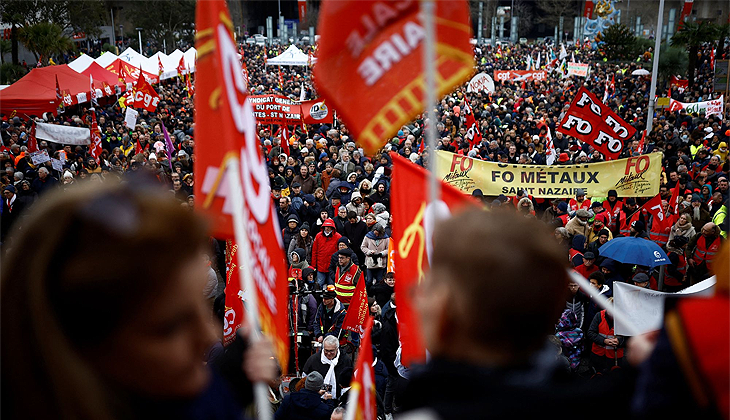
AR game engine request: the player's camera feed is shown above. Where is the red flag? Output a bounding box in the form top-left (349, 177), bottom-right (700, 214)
top-left (27, 122), bottom-right (38, 153)
top-left (630, 193), bottom-right (663, 226)
top-left (557, 87), bottom-right (636, 160)
top-left (677, 0), bottom-right (694, 30)
top-left (278, 65), bottom-right (284, 90)
top-left (637, 130), bottom-right (646, 154)
top-left (341, 277), bottom-right (369, 334)
top-left (346, 316), bottom-right (376, 420)
top-left (223, 240), bottom-right (244, 346)
top-left (391, 152), bottom-right (477, 366)
top-left (669, 182), bottom-right (681, 214)
top-left (132, 72), bottom-right (161, 112)
top-left (134, 138), bottom-right (143, 155)
top-left (89, 111), bottom-right (103, 163)
top-left (177, 56), bottom-right (186, 78)
top-left (584, 0), bottom-right (594, 18)
top-left (89, 74), bottom-right (97, 105)
top-left (278, 125), bottom-right (290, 156)
top-left (462, 96), bottom-right (482, 148)
top-left (194, 0), bottom-right (289, 371)
top-left (314, 0), bottom-right (474, 155)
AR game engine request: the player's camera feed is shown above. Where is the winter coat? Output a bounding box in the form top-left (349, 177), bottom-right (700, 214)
top-left (361, 231), bottom-right (390, 269)
top-left (343, 220), bottom-right (369, 262)
top-left (311, 230), bottom-right (342, 273)
top-left (565, 215), bottom-right (590, 239)
top-left (288, 236), bottom-right (313, 264)
top-left (328, 249), bottom-right (360, 284)
top-left (291, 174), bottom-right (316, 195)
top-left (555, 309), bottom-right (584, 370)
top-left (345, 191), bottom-right (366, 216)
top-left (370, 280), bottom-right (394, 308)
top-left (274, 389), bottom-right (333, 420)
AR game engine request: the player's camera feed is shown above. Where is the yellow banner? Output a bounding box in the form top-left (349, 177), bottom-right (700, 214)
top-left (435, 151), bottom-right (662, 198)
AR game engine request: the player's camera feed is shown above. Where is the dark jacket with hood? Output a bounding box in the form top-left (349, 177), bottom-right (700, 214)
top-left (570, 234), bottom-right (586, 267)
top-left (282, 214), bottom-right (300, 251)
top-left (369, 179), bottom-right (390, 211)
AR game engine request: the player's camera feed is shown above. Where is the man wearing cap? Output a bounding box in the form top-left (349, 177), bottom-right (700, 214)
top-left (568, 189), bottom-right (591, 212)
top-left (1, 185), bottom-right (26, 243)
top-left (566, 209), bottom-right (591, 239)
top-left (333, 249), bottom-right (363, 307)
top-left (274, 371), bottom-right (334, 420)
top-left (686, 222), bottom-right (722, 284)
top-left (314, 285), bottom-right (347, 343)
top-left (632, 273), bottom-right (651, 289)
top-left (576, 251), bottom-right (599, 279)
top-left (588, 210), bottom-right (613, 243)
top-left (630, 220), bottom-right (650, 239)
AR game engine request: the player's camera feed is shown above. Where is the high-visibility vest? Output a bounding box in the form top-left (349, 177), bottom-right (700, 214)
top-left (569, 198), bottom-right (592, 212)
top-left (591, 311), bottom-right (624, 358)
top-left (665, 252), bottom-right (687, 287)
top-left (649, 213), bottom-right (675, 247)
top-left (558, 213), bottom-right (570, 226)
top-left (619, 210), bottom-right (639, 237)
top-left (603, 200), bottom-right (624, 232)
top-left (334, 264), bottom-right (361, 305)
top-left (692, 235), bottom-right (722, 270)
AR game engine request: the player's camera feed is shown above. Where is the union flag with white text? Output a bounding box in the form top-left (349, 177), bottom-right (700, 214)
top-left (194, 0), bottom-right (289, 370)
top-left (314, 0), bottom-right (474, 155)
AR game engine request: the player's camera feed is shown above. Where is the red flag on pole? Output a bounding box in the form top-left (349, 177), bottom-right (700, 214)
top-left (158, 56), bottom-right (164, 76)
top-left (669, 182), bottom-right (681, 214)
top-left (462, 97), bottom-right (482, 148)
top-left (314, 0), bottom-right (474, 155)
top-left (630, 193), bottom-right (663, 226)
top-left (27, 122), bottom-right (38, 153)
top-left (278, 125), bottom-right (290, 156)
top-left (194, 0), bottom-right (289, 375)
top-left (341, 277), bottom-right (369, 334)
top-left (390, 152), bottom-right (477, 366)
top-left (223, 240), bottom-right (244, 346)
top-left (132, 72), bottom-right (161, 112)
top-left (177, 56), bottom-right (186, 78)
top-left (345, 316), bottom-right (376, 420)
top-left (637, 130), bottom-right (646, 154)
top-left (89, 111), bottom-right (103, 163)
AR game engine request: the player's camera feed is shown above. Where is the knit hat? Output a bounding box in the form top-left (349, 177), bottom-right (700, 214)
top-left (338, 236), bottom-right (351, 247)
top-left (305, 372), bottom-right (324, 391)
top-left (3, 185), bottom-right (16, 194)
top-left (557, 202), bottom-right (568, 212)
top-left (583, 252), bottom-right (596, 260)
top-left (631, 220), bottom-right (645, 231)
top-left (300, 222), bottom-right (310, 231)
top-left (607, 190), bottom-right (618, 198)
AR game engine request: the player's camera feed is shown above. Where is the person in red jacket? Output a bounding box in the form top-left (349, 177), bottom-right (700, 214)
top-left (575, 251), bottom-right (599, 278)
top-left (311, 218), bottom-right (342, 288)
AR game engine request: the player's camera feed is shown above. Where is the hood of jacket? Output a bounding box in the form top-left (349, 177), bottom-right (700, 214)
top-left (571, 235), bottom-right (586, 253)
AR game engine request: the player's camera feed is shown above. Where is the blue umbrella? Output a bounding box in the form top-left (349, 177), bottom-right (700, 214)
top-left (598, 237), bottom-right (670, 268)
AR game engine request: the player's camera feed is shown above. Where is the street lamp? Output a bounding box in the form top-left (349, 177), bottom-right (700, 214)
top-left (136, 27), bottom-right (143, 55)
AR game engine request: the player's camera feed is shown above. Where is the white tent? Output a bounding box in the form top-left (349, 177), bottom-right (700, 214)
top-left (183, 47), bottom-right (197, 71)
top-left (95, 52), bottom-right (119, 68)
top-left (265, 45), bottom-right (314, 66)
top-left (118, 47), bottom-right (158, 75)
top-left (68, 53), bottom-right (95, 72)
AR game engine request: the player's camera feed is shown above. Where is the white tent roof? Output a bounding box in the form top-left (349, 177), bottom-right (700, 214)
top-left (68, 53), bottom-right (95, 72)
top-left (95, 52), bottom-right (119, 68)
top-left (118, 47), bottom-right (159, 75)
top-left (183, 48), bottom-right (197, 71)
top-left (266, 45), bottom-right (314, 66)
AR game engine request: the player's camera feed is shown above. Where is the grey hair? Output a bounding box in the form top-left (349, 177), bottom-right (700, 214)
top-left (323, 335), bottom-right (339, 347)
top-left (38, 167), bottom-right (49, 175)
top-left (332, 407), bottom-right (346, 415)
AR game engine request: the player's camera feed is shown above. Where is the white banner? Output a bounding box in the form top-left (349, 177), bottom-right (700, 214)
top-left (35, 122), bottom-right (91, 145)
top-left (29, 150), bottom-right (50, 165)
top-left (669, 95), bottom-right (724, 117)
top-left (567, 62), bottom-right (589, 77)
top-left (613, 277), bottom-right (716, 336)
top-left (466, 72), bottom-right (495, 93)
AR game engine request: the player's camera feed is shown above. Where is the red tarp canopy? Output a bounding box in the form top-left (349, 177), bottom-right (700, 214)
top-left (80, 61), bottom-right (125, 90)
top-left (104, 59), bottom-right (159, 85)
top-left (0, 64), bottom-right (106, 118)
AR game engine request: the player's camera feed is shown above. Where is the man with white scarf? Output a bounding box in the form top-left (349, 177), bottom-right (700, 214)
top-left (303, 335), bottom-right (353, 400)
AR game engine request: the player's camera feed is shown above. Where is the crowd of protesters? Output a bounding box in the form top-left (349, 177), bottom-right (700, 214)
top-left (1, 37), bottom-right (729, 419)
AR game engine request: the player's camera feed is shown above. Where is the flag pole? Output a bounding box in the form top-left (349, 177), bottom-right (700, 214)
top-left (422, 0), bottom-right (441, 205)
top-left (226, 158), bottom-right (273, 420)
top-left (645, 0), bottom-right (664, 133)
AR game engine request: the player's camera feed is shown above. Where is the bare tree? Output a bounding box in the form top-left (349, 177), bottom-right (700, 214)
top-left (535, 0), bottom-right (578, 28)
